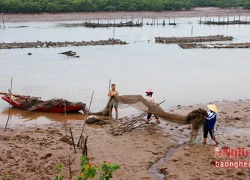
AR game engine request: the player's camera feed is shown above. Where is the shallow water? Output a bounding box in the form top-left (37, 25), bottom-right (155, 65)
top-left (0, 17), bottom-right (250, 126)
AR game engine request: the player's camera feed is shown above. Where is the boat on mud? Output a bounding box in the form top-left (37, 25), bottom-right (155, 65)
top-left (1, 94), bottom-right (85, 113)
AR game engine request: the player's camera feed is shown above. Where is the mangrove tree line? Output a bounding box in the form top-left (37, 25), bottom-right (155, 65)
top-left (0, 0), bottom-right (250, 13)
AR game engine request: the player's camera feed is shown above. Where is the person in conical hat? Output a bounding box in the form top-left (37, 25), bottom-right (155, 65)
top-left (144, 89), bottom-right (160, 124)
top-left (203, 104), bottom-right (219, 145)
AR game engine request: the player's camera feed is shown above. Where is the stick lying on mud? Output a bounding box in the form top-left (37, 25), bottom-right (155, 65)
top-left (118, 100), bottom-right (165, 135)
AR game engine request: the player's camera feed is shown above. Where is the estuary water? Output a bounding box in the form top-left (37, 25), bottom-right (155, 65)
top-left (0, 17), bottom-right (249, 126)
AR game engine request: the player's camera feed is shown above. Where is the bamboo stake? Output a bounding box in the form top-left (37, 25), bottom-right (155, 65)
top-left (2, 13), bottom-right (5, 29)
top-left (80, 135), bottom-right (84, 149)
top-left (68, 155), bottom-right (72, 179)
top-left (69, 128), bottom-right (76, 154)
top-left (81, 137), bottom-right (85, 156)
top-left (4, 78), bottom-right (12, 132)
top-left (77, 91), bottom-right (94, 146)
top-left (83, 136), bottom-right (88, 156)
top-left (64, 100), bottom-right (67, 136)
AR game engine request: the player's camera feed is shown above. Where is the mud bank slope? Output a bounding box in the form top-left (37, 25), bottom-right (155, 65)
top-left (0, 99), bottom-right (249, 179)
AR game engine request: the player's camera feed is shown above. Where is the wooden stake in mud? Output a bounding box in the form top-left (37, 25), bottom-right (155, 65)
top-left (77, 91), bottom-right (94, 146)
top-left (82, 136), bottom-right (88, 156)
top-left (63, 100), bottom-right (67, 136)
top-left (68, 155), bottom-right (73, 179)
top-left (69, 128), bottom-right (76, 154)
top-left (4, 78), bottom-right (12, 131)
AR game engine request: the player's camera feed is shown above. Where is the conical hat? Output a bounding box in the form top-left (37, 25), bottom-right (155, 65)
top-left (207, 104), bottom-right (218, 112)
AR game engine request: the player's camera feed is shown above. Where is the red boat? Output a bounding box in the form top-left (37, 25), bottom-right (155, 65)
top-left (1, 95), bottom-right (84, 113)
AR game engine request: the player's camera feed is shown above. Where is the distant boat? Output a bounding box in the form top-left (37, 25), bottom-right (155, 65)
top-left (1, 95), bottom-right (84, 113)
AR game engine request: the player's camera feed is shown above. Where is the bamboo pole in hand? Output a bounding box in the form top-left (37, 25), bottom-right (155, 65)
top-left (4, 78), bottom-right (12, 132)
top-left (108, 79), bottom-right (115, 135)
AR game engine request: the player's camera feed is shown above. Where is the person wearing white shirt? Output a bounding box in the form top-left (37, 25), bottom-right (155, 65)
top-left (145, 89), bottom-right (160, 124)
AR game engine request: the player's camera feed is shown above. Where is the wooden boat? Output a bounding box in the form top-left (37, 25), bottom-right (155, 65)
top-left (1, 95), bottom-right (83, 113)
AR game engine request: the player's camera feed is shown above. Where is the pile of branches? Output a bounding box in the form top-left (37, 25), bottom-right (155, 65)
top-left (27, 98), bottom-right (74, 111)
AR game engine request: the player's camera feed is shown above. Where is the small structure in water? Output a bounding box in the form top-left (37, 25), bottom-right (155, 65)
top-left (179, 42), bottom-right (250, 49)
top-left (59, 51), bottom-right (79, 58)
top-left (155, 35), bottom-right (233, 44)
top-left (199, 15), bottom-right (250, 25)
top-left (0, 39), bottom-right (128, 50)
top-left (146, 17), bottom-right (177, 26)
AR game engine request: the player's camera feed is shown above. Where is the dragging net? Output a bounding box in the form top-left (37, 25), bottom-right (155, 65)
top-left (91, 95), bottom-right (188, 124)
top-left (90, 95), bottom-right (207, 143)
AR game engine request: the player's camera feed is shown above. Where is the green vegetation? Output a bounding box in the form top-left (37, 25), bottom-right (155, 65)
top-left (0, 0), bottom-right (250, 13)
top-left (54, 155), bottom-right (120, 180)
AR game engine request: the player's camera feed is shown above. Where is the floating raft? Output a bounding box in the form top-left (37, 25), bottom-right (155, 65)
top-left (199, 20), bottom-right (250, 25)
top-left (155, 35), bottom-right (233, 44)
top-left (179, 42), bottom-right (250, 49)
top-left (84, 21), bottom-right (143, 28)
top-left (0, 39), bottom-right (127, 49)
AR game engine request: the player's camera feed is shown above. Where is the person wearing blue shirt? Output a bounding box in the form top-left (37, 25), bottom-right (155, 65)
top-left (203, 104), bottom-right (219, 145)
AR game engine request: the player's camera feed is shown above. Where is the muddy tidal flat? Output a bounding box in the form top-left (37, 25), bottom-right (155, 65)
top-left (0, 100), bottom-right (250, 179)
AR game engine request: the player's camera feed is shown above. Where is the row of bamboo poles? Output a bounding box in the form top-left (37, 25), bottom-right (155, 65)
top-left (199, 15), bottom-right (250, 25)
top-left (0, 39), bottom-right (127, 49)
top-left (83, 17), bottom-right (177, 28)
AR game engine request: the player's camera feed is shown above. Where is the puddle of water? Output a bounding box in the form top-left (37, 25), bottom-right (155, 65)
top-left (0, 107), bottom-right (85, 127)
top-left (148, 144), bottom-right (186, 180)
